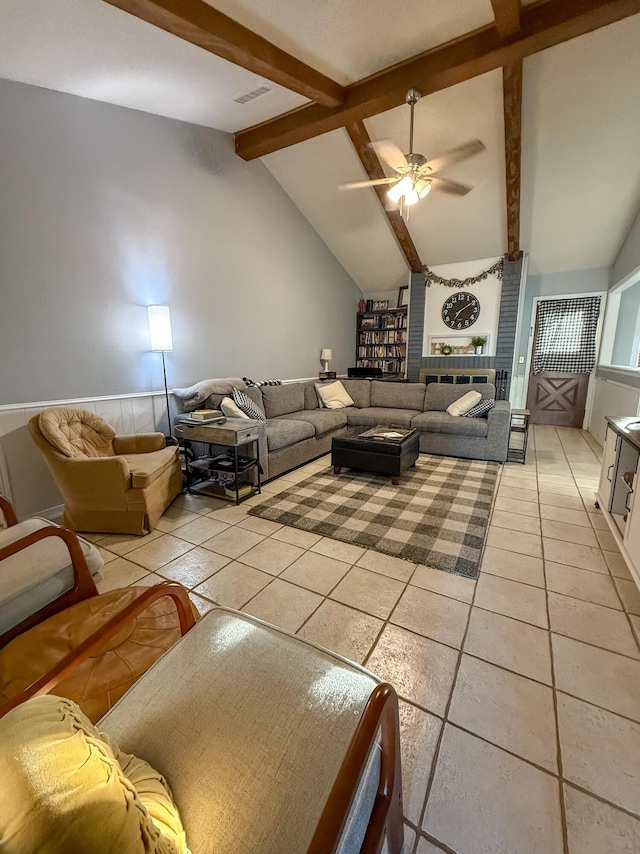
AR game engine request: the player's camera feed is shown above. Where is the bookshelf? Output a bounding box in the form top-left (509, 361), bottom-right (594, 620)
top-left (356, 305), bottom-right (408, 377)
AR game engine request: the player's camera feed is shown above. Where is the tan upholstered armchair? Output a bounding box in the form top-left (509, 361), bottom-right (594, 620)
top-left (29, 408), bottom-right (182, 534)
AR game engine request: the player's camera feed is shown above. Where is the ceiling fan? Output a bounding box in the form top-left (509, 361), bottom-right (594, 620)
top-left (341, 89), bottom-right (486, 215)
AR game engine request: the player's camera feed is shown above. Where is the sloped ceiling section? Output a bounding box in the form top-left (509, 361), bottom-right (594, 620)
top-left (0, 0), bottom-right (307, 132)
top-left (207, 0), bottom-right (493, 85)
top-left (521, 14), bottom-right (640, 274)
top-left (366, 70), bottom-right (507, 271)
top-left (265, 70), bottom-right (507, 292)
top-left (263, 129), bottom-right (408, 293)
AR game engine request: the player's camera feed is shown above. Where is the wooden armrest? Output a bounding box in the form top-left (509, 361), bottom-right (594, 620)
top-left (0, 527), bottom-right (98, 648)
top-left (308, 682), bottom-right (403, 854)
top-left (0, 582), bottom-right (196, 719)
top-left (0, 496), bottom-right (18, 527)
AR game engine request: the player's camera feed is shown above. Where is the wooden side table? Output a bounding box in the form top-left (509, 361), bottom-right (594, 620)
top-left (508, 409), bottom-right (531, 464)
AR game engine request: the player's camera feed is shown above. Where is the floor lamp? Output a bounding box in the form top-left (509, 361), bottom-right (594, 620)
top-left (147, 305), bottom-right (173, 435)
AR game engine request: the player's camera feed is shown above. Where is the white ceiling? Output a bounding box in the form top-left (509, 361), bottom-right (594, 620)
top-left (207, 0), bottom-right (494, 86)
top-left (1, 1), bottom-right (640, 290)
top-left (0, 0), bottom-right (307, 132)
top-left (521, 14), bottom-right (640, 274)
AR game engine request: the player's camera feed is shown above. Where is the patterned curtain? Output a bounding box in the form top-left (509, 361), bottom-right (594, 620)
top-left (532, 297), bottom-right (601, 374)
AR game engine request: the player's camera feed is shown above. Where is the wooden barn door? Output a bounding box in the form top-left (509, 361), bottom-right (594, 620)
top-left (526, 297), bottom-right (601, 427)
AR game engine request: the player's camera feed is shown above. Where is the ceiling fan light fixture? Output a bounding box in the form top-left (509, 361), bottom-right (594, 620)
top-left (403, 185), bottom-right (420, 206)
top-left (387, 175), bottom-right (412, 204)
top-left (415, 178), bottom-right (432, 199)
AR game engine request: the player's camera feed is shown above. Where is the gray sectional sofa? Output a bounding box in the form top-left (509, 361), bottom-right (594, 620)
top-left (172, 377), bottom-right (510, 481)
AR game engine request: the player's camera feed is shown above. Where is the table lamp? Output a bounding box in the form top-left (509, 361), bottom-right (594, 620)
top-left (320, 348), bottom-right (333, 372)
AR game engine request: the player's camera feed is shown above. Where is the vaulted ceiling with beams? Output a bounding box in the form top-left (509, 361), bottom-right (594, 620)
top-left (2, 1), bottom-right (640, 291)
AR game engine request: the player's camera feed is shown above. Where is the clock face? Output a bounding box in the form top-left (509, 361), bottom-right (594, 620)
top-left (441, 292), bottom-right (480, 329)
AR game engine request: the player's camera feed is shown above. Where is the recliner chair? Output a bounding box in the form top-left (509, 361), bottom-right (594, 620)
top-left (29, 408), bottom-right (182, 534)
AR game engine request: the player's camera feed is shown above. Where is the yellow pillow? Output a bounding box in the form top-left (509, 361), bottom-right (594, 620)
top-left (0, 695), bottom-right (189, 854)
top-left (315, 380), bottom-right (354, 410)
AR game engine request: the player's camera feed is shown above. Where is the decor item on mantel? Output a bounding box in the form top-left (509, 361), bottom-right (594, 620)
top-left (471, 335), bottom-right (487, 355)
top-left (423, 258), bottom-right (504, 288)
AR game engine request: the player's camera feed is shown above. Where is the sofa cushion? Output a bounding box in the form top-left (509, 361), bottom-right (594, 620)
top-left (446, 390), bottom-right (482, 416)
top-left (302, 381), bottom-right (320, 411)
top-left (121, 446), bottom-right (180, 489)
top-left (0, 519), bottom-right (104, 636)
top-left (315, 381), bottom-right (354, 410)
top-left (261, 384), bottom-right (306, 419)
top-left (339, 380), bottom-right (371, 409)
top-left (412, 410), bottom-right (489, 438)
top-left (279, 410), bottom-right (347, 437)
top-left (242, 385), bottom-right (266, 416)
top-left (266, 419), bottom-right (315, 452)
top-left (370, 382), bottom-right (426, 410)
top-left (345, 407), bottom-right (421, 429)
top-left (39, 408), bottom-right (116, 458)
top-left (424, 382), bottom-right (496, 412)
top-left (0, 694), bottom-right (188, 853)
top-left (221, 396), bottom-right (250, 419)
top-left (232, 388), bottom-right (266, 421)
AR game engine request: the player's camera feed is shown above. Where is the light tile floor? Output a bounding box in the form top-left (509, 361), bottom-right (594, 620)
top-left (90, 426), bottom-right (640, 853)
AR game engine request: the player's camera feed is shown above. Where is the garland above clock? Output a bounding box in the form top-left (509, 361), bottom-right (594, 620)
top-left (441, 291), bottom-right (480, 329)
top-left (423, 258), bottom-right (504, 288)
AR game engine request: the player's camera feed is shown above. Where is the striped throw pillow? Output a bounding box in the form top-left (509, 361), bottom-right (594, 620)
top-left (232, 387), bottom-right (266, 421)
top-left (463, 398), bottom-right (495, 418)
top-left (243, 378), bottom-right (283, 388)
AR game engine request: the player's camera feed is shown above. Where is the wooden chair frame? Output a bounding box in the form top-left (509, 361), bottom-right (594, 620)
top-left (309, 682), bottom-right (403, 854)
top-left (0, 495), bottom-right (18, 527)
top-left (0, 524), bottom-right (99, 648)
top-left (0, 580), bottom-right (196, 720)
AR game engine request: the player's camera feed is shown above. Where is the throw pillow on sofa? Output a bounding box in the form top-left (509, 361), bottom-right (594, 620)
top-left (232, 388), bottom-right (266, 421)
top-left (446, 390), bottom-right (482, 417)
top-left (315, 381), bottom-right (355, 410)
top-left (464, 398), bottom-right (495, 418)
top-left (221, 396), bottom-right (250, 419)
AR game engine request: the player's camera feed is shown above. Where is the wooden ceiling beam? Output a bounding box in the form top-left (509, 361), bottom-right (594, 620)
top-left (503, 60), bottom-right (523, 261)
top-left (236, 0), bottom-right (640, 160)
top-left (491, 0), bottom-right (522, 38)
top-left (345, 122), bottom-right (422, 274)
top-left (102, 0), bottom-right (345, 107)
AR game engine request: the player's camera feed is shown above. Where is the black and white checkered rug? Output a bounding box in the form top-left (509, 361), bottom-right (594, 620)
top-left (249, 455), bottom-right (499, 578)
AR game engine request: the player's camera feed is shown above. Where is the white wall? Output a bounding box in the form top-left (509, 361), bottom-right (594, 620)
top-left (0, 78), bottom-right (362, 406)
top-left (612, 204), bottom-right (640, 287)
top-left (422, 257), bottom-right (502, 356)
top-left (588, 377), bottom-right (640, 445)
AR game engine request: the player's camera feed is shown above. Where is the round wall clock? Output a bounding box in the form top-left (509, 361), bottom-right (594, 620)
top-left (441, 291), bottom-right (480, 329)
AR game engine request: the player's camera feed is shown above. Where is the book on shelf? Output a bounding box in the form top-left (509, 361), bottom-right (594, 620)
top-left (225, 482), bottom-right (253, 499)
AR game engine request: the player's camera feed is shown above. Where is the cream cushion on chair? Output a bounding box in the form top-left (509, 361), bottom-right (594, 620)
top-left (446, 390), bottom-right (482, 417)
top-left (38, 408), bottom-right (116, 458)
top-left (0, 694), bottom-right (188, 854)
top-left (99, 608), bottom-right (381, 854)
top-left (0, 517), bottom-right (103, 635)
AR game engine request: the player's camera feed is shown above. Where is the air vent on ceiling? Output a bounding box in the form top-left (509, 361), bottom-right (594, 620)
top-left (233, 84), bottom-right (273, 105)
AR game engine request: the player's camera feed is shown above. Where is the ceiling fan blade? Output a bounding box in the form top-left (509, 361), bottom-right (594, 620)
top-left (425, 139), bottom-right (486, 173)
top-left (429, 175), bottom-right (474, 196)
top-left (368, 139), bottom-right (408, 172)
top-left (339, 176), bottom-right (400, 190)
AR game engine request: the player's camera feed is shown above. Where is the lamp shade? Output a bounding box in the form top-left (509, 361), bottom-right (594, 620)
top-left (320, 349), bottom-right (333, 361)
top-left (147, 305), bottom-right (173, 352)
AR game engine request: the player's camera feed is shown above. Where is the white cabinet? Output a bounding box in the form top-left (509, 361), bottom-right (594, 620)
top-left (598, 426), bottom-right (619, 512)
top-left (625, 470), bottom-right (640, 571)
top-left (597, 418), bottom-right (640, 589)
